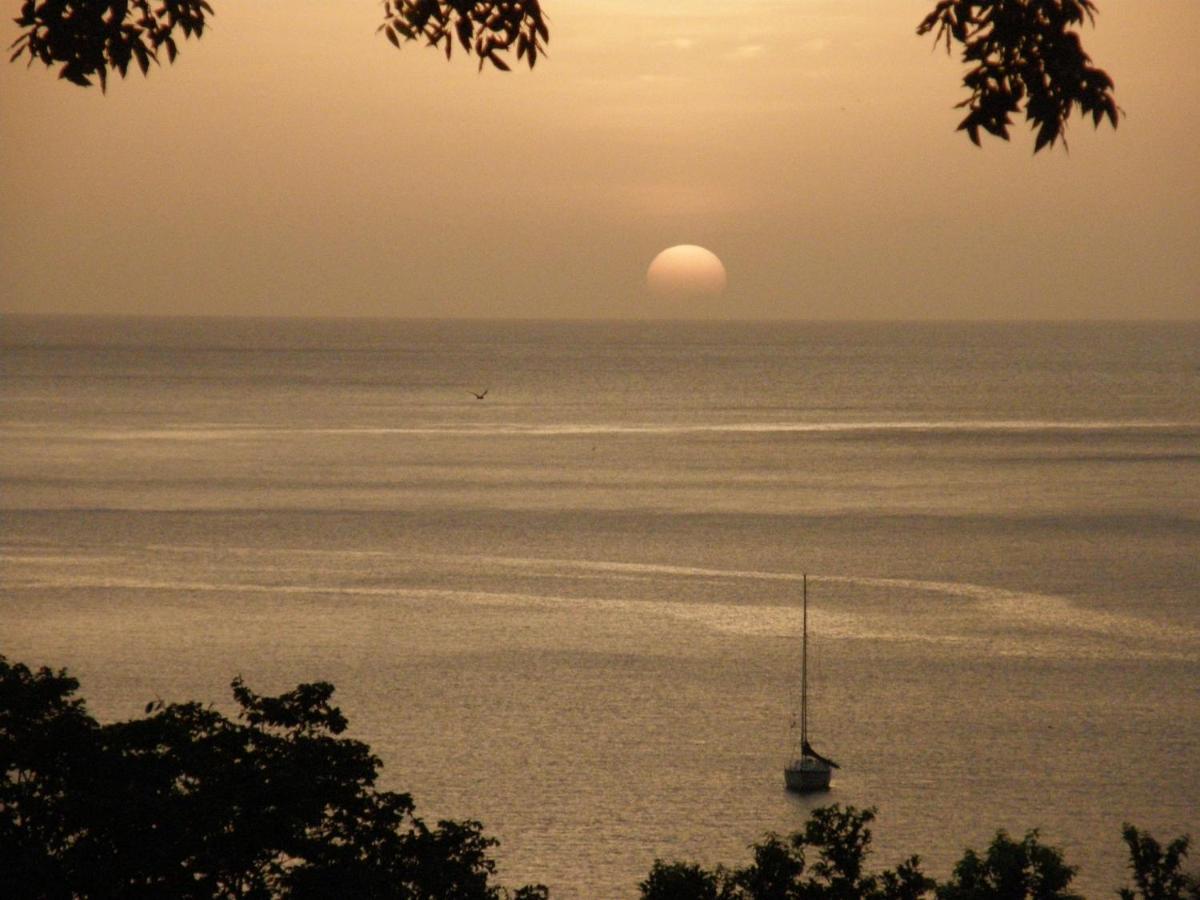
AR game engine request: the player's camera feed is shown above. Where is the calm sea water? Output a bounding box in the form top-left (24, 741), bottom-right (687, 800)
top-left (2, 316), bottom-right (1198, 897)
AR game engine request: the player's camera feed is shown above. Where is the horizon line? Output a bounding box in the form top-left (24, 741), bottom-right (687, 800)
top-left (5, 311), bottom-right (1199, 326)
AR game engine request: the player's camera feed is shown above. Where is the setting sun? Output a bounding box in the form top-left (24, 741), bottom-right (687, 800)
top-left (646, 244), bottom-right (727, 298)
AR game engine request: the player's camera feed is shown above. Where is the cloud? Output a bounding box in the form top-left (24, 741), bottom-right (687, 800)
top-left (724, 43), bottom-right (765, 61)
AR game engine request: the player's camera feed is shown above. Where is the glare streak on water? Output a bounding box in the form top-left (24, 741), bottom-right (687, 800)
top-left (6, 547), bottom-right (1195, 660)
top-left (5, 419), bottom-right (1200, 441)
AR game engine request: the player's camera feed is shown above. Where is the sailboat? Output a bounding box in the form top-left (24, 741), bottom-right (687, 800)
top-left (784, 573), bottom-right (839, 792)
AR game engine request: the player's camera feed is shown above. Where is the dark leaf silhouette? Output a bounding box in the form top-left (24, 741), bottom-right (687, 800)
top-left (12, 0), bottom-right (211, 91)
top-left (5, 653), bottom-right (1197, 899)
top-left (918, 0), bottom-right (1120, 152)
top-left (0, 655), bottom-right (545, 899)
top-left (381, 0), bottom-right (547, 72)
top-left (9, 0), bottom-right (1115, 154)
top-left (1117, 824), bottom-right (1200, 900)
top-left (10, 0), bottom-right (547, 89)
top-left (936, 829), bottom-right (1082, 899)
top-left (641, 804), bottom-right (937, 900)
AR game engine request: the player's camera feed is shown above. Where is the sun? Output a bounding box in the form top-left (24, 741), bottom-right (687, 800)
top-left (646, 245), bottom-right (727, 298)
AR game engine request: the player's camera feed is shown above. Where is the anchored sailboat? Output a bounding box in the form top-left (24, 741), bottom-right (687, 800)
top-left (784, 573), bottom-right (839, 792)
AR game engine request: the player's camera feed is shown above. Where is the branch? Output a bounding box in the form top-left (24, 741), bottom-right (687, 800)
top-left (11, 0), bottom-right (212, 89)
top-left (9, 0), bottom-right (548, 90)
top-left (379, 0), bottom-right (549, 71)
top-left (917, 0), bottom-right (1119, 152)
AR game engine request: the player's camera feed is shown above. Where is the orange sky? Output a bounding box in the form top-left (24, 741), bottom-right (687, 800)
top-left (1, 0), bottom-right (1197, 319)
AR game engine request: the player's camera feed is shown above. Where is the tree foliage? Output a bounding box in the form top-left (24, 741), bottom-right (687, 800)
top-left (640, 805), bottom-right (935, 900)
top-left (379, 0), bottom-right (549, 72)
top-left (917, 0), bottom-right (1119, 151)
top-left (0, 655), bottom-right (545, 899)
top-left (1118, 825), bottom-right (1200, 900)
top-left (9, 0), bottom-right (1120, 151)
top-left (8, 0), bottom-right (548, 89)
top-left (640, 860), bottom-right (734, 900)
top-left (9, 0), bottom-right (212, 88)
top-left (936, 829), bottom-right (1081, 900)
top-left (639, 807), bottom-right (1198, 900)
top-left (7, 653), bottom-right (1194, 899)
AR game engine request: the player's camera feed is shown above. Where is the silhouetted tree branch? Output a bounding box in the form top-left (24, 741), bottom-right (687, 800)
top-left (1118, 825), bottom-right (1200, 900)
top-left (8, 0), bottom-right (548, 89)
top-left (10, 0), bottom-right (212, 89)
top-left (641, 805), bottom-right (937, 900)
top-left (936, 829), bottom-right (1081, 900)
top-left (917, 0), bottom-right (1120, 151)
top-left (0, 655), bottom-right (546, 899)
top-left (639, 805), bottom-right (1197, 900)
top-left (9, 0), bottom-right (1118, 152)
top-left (9, 654), bottom-right (1193, 899)
top-left (379, 0), bottom-right (549, 71)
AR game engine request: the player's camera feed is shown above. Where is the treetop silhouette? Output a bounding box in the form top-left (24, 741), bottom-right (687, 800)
top-left (0, 655), bottom-right (547, 899)
top-left (3, 655), bottom-right (1197, 898)
top-left (9, 0), bottom-right (1118, 152)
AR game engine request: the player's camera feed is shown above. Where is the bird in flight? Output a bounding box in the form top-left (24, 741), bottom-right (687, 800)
top-left (469, 388), bottom-right (489, 400)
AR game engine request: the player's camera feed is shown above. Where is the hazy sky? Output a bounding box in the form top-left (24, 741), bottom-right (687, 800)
top-left (1, 0), bottom-right (1197, 319)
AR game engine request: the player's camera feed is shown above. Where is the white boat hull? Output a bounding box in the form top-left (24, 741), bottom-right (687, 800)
top-left (784, 757), bottom-right (832, 792)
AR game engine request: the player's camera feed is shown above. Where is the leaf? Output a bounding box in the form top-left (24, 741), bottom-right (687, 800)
top-left (1034, 119), bottom-right (1058, 153)
top-left (133, 42), bottom-right (150, 76)
top-left (488, 51), bottom-right (510, 72)
top-left (957, 114), bottom-right (981, 147)
top-left (455, 16), bottom-right (472, 51)
top-left (145, 701), bottom-right (155, 714)
top-left (385, 25), bottom-right (399, 48)
top-left (60, 66), bottom-right (92, 87)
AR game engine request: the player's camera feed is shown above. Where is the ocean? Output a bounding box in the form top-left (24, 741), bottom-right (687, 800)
top-left (1, 316), bottom-right (1197, 897)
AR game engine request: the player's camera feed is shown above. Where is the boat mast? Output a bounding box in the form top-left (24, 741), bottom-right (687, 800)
top-left (801, 572), bottom-right (808, 750)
